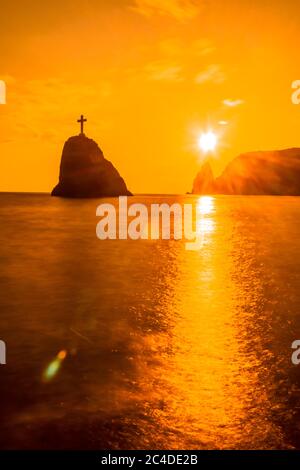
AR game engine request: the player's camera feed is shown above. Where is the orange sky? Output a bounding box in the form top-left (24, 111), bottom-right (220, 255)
top-left (0, 0), bottom-right (299, 193)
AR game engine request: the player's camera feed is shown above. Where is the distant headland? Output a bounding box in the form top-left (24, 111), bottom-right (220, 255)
top-left (52, 115), bottom-right (132, 198)
top-left (192, 148), bottom-right (300, 195)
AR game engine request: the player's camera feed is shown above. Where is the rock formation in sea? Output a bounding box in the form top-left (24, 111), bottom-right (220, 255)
top-left (192, 148), bottom-right (300, 195)
top-left (52, 134), bottom-right (132, 198)
top-left (192, 162), bottom-right (215, 195)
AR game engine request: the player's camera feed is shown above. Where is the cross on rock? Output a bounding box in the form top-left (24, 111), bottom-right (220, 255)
top-left (77, 114), bottom-right (87, 135)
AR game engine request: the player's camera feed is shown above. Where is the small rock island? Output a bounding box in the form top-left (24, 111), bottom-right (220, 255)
top-left (52, 115), bottom-right (132, 198)
top-left (192, 148), bottom-right (300, 195)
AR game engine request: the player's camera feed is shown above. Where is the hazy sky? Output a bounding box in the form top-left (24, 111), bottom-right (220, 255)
top-left (0, 0), bottom-right (299, 193)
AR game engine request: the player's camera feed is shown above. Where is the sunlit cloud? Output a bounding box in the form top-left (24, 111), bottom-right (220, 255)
top-left (195, 64), bottom-right (225, 85)
top-left (131, 0), bottom-right (201, 20)
top-left (159, 37), bottom-right (215, 58)
top-left (5, 78), bottom-right (113, 141)
top-left (134, 37), bottom-right (217, 84)
top-left (223, 98), bottom-right (244, 107)
top-left (145, 61), bottom-right (183, 82)
top-left (191, 38), bottom-right (216, 56)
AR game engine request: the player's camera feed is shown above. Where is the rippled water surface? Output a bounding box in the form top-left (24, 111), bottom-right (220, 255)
top-left (1, 194), bottom-right (300, 449)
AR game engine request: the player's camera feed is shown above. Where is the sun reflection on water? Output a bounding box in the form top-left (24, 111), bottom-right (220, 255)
top-left (195, 197), bottom-right (216, 248)
top-left (197, 196), bottom-right (215, 215)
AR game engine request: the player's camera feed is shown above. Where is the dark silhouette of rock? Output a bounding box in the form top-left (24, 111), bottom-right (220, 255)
top-left (192, 148), bottom-right (300, 195)
top-left (192, 162), bottom-right (214, 195)
top-left (52, 134), bottom-right (132, 198)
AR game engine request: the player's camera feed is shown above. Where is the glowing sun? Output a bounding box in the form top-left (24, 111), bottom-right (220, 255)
top-left (198, 131), bottom-right (218, 153)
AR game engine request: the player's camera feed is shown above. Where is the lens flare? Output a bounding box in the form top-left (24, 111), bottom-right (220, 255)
top-left (43, 350), bottom-right (67, 382)
top-left (198, 131), bottom-right (218, 153)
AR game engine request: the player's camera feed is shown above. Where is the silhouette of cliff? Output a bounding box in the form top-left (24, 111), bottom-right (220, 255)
top-left (192, 148), bottom-right (300, 195)
top-left (192, 162), bottom-right (215, 194)
top-left (52, 134), bottom-right (132, 198)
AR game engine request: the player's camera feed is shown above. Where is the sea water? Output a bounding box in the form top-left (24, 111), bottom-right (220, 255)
top-left (0, 193), bottom-right (300, 449)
